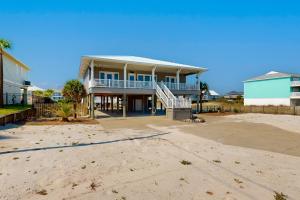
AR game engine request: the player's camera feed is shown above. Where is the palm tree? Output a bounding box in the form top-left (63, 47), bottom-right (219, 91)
top-left (199, 82), bottom-right (209, 113)
top-left (0, 39), bottom-right (12, 107)
top-left (62, 80), bottom-right (86, 119)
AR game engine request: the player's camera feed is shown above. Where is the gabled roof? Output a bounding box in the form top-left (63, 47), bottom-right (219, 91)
top-left (79, 55), bottom-right (207, 77)
top-left (27, 85), bottom-right (44, 91)
top-left (225, 91), bottom-right (244, 96)
top-left (245, 71), bottom-right (300, 82)
top-left (209, 90), bottom-right (220, 96)
top-left (2, 49), bottom-right (30, 70)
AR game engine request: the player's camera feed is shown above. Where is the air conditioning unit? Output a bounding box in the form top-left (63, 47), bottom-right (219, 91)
top-left (24, 80), bottom-right (31, 86)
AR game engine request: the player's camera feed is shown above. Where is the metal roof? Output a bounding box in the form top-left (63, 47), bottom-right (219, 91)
top-left (245, 71), bottom-right (300, 82)
top-left (79, 55), bottom-right (207, 77)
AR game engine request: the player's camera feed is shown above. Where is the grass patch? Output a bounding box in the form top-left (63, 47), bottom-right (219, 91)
top-left (0, 105), bottom-right (31, 115)
top-left (274, 192), bottom-right (287, 200)
top-left (180, 160), bottom-right (192, 165)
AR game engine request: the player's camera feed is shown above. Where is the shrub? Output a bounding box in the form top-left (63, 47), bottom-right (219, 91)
top-left (233, 108), bottom-right (240, 113)
top-left (56, 102), bottom-right (73, 122)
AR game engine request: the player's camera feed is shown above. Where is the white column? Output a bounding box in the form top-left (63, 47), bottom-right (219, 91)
top-left (124, 63), bottom-right (127, 88)
top-left (152, 66), bottom-right (156, 89)
top-left (176, 68), bottom-right (181, 90)
top-left (90, 60), bottom-right (94, 87)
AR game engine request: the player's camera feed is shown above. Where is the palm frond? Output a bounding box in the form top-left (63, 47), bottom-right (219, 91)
top-left (0, 39), bottom-right (12, 49)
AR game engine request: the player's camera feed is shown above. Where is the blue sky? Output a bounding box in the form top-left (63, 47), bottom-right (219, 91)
top-left (1, 0), bottom-right (300, 94)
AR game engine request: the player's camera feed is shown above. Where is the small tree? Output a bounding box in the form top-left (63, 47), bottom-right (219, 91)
top-left (43, 89), bottom-right (54, 98)
top-left (62, 80), bottom-right (86, 119)
top-left (199, 82), bottom-right (209, 113)
top-left (0, 39), bottom-right (12, 107)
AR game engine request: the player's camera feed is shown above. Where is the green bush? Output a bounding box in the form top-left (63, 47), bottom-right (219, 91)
top-left (56, 102), bottom-right (73, 122)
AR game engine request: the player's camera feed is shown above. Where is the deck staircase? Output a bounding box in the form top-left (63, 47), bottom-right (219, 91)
top-left (154, 82), bottom-right (191, 109)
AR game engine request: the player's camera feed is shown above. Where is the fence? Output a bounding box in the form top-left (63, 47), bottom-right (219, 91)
top-left (0, 108), bottom-right (36, 126)
top-left (199, 105), bottom-right (300, 116)
top-left (34, 103), bottom-right (89, 118)
top-left (2, 93), bottom-right (32, 105)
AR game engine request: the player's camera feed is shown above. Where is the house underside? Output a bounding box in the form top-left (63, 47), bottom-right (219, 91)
top-left (79, 55), bottom-right (206, 120)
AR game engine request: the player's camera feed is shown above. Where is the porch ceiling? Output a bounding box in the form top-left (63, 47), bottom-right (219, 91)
top-left (79, 55), bottom-right (207, 77)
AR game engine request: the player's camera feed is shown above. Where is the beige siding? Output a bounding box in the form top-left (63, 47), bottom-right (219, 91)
top-left (93, 67), bottom-right (186, 83)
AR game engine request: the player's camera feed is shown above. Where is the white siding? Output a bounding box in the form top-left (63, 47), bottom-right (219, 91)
top-left (244, 98), bottom-right (291, 106)
top-left (3, 55), bottom-right (29, 104)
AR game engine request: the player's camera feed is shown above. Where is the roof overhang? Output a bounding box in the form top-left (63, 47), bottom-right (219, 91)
top-left (2, 49), bottom-right (30, 71)
top-left (79, 55), bottom-right (207, 78)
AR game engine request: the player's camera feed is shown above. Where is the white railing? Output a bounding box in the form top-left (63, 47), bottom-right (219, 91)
top-left (172, 96), bottom-right (192, 108)
top-left (93, 79), bottom-right (153, 89)
top-left (92, 79), bottom-right (198, 91)
top-left (126, 80), bottom-right (153, 89)
top-left (154, 82), bottom-right (173, 108)
top-left (160, 82), bottom-right (192, 109)
top-left (161, 82), bottom-right (176, 101)
top-left (291, 92), bottom-right (300, 98)
top-left (163, 82), bottom-right (199, 90)
top-left (291, 81), bottom-right (300, 87)
top-left (93, 79), bottom-right (125, 88)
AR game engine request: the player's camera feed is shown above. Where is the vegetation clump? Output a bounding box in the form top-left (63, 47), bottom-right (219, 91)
top-left (180, 160), bottom-right (192, 165)
top-left (62, 80), bottom-right (86, 119)
top-left (55, 102), bottom-right (73, 122)
top-left (274, 192), bottom-right (287, 200)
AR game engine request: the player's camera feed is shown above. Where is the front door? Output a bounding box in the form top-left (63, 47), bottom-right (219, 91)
top-left (135, 99), bottom-right (143, 111)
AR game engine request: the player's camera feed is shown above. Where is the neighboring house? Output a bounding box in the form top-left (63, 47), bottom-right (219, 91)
top-left (79, 55), bottom-right (206, 119)
top-left (244, 71), bottom-right (300, 106)
top-left (224, 91), bottom-right (244, 100)
top-left (51, 90), bottom-right (64, 101)
top-left (1, 49), bottom-right (30, 105)
top-left (203, 90), bottom-right (220, 101)
top-left (27, 85), bottom-right (44, 104)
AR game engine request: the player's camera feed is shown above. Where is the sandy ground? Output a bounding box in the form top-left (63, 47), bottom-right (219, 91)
top-left (225, 113), bottom-right (300, 134)
top-left (0, 114), bottom-right (300, 199)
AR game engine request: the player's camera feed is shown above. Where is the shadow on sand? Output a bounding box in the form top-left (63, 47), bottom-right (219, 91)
top-left (0, 132), bottom-right (170, 155)
top-left (95, 110), bottom-right (165, 119)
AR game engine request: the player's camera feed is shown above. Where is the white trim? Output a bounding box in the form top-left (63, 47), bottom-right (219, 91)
top-left (128, 73), bottom-right (136, 81)
top-left (99, 71), bottom-right (119, 80)
top-left (137, 73), bottom-right (152, 81)
top-left (244, 98), bottom-right (291, 106)
top-left (4, 79), bottom-right (24, 87)
top-left (165, 76), bottom-right (176, 83)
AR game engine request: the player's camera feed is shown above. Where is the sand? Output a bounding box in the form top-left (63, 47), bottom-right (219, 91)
top-left (0, 114), bottom-right (300, 199)
top-left (225, 113), bottom-right (300, 134)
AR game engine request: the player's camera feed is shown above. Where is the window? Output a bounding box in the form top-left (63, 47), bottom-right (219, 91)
top-left (114, 73), bottom-right (119, 80)
top-left (137, 74), bottom-right (152, 82)
top-left (99, 71), bottom-right (119, 80)
top-left (145, 75), bottom-right (151, 82)
top-left (129, 73), bottom-right (135, 81)
top-left (107, 73), bottom-right (113, 80)
top-left (165, 76), bottom-right (176, 83)
top-left (100, 72), bottom-right (105, 79)
top-left (137, 74), bottom-right (143, 81)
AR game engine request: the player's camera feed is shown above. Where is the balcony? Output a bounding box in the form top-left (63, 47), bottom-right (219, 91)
top-left (291, 92), bottom-right (300, 99)
top-left (91, 79), bottom-right (199, 91)
top-left (163, 82), bottom-right (199, 90)
top-left (291, 81), bottom-right (300, 87)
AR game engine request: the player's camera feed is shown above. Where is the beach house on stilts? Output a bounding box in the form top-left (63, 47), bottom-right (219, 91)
top-left (79, 56), bottom-right (206, 120)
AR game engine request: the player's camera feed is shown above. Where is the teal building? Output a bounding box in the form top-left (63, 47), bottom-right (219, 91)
top-left (244, 71), bottom-right (300, 106)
